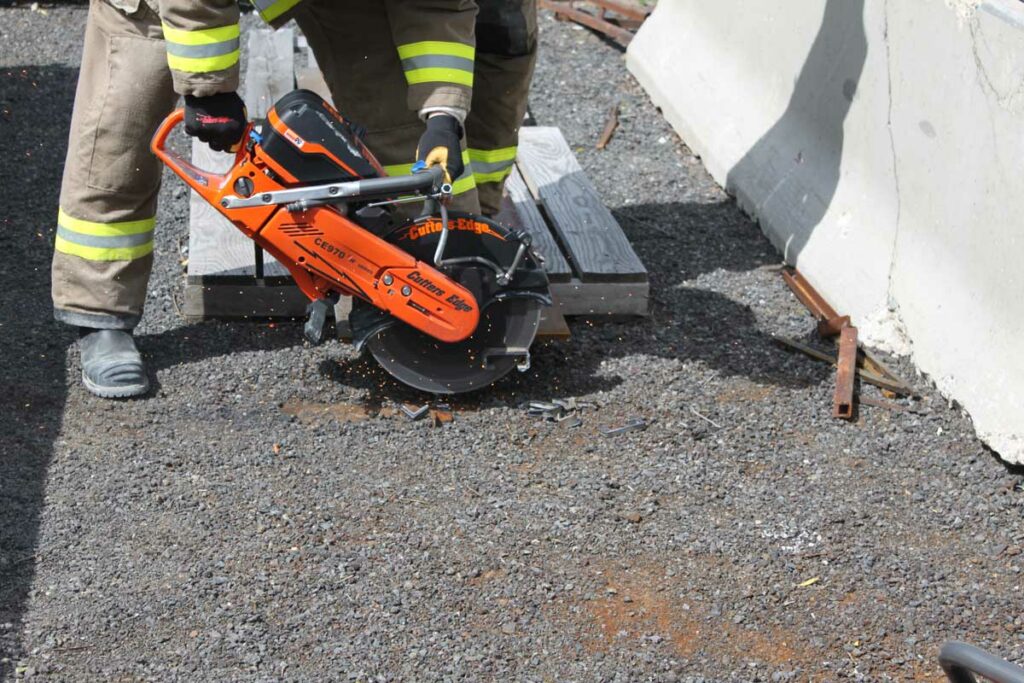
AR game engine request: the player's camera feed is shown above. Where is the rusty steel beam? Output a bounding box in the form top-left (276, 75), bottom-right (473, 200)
top-left (833, 326), bottom-right (858, 419)
top-left (589, 0), bottom-right (652, 22)
top-left (771, 336), bottom-right (916, 396)
top-left (781, 267), bottom-right (850, 338)
top-left (539, 0), bottom-right (637, 46)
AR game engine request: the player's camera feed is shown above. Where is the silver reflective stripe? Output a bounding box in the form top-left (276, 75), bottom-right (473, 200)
top-left (56, 226), bottom-right (153, 249)
top-left (165, 37), bottom-right (240, 58)
top-left (471, 158), bottom-right (515, 175)
top-left (401, 55), bottom-right (475, 73)
top-left (250, 0), bottom-right (273, 9)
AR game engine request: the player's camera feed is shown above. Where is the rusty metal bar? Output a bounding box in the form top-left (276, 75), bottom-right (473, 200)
top-left (539, 0), bottom-right (637, 46)
top-left (771, 336), bottom-right (915, 396)
top-left (781, 267), bottom-right (850, 338)
top-left (588, 0), bottom-right (652, 21)
top-left (833, 326), bottom-right (858, 419)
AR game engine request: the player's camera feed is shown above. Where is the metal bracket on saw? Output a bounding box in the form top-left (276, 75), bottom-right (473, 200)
top-left (303, 298), bottom-right (335, 345)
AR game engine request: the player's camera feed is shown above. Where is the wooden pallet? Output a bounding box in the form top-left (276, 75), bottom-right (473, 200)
top-left (183, 29), bottom-right (649, 335)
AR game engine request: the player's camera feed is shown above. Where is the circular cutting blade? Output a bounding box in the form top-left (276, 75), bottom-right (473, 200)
top-left (365, 296), bottom-right (542, 394)
top-left (353, 212), bottom-right (549, 394)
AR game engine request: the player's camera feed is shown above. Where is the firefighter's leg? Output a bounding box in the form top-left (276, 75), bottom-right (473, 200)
top-left (294, 0), bottom-right (481, 217)
top-left (465, 0), bottom-right (538, 216)
top-left (51, 0), bottom-right (178, 396)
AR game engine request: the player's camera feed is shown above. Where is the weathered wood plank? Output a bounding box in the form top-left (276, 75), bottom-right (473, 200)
top-left (244, 28), bottom-right (295, 118)
top-left (517, 126), bottom-right (647, 282)
top-left (498, 168), bottom-right (572, 282)
top-left (550, 280), bottom-right (649, 317)
top-left (186, 144), bottom-right (255, 277)
top-left (182, 282), bottom-right (310, 320)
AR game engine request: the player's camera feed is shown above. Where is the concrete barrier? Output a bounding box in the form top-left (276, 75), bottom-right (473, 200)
top-left (626, 0), bottom-right (1024, 463)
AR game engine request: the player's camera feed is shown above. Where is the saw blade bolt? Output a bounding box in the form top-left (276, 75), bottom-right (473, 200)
top-left (401, 285), bottom-right (411, 296)
top-left (382, 274), bottom-right (393, 286)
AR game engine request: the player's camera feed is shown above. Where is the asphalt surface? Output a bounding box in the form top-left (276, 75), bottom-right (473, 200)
top-left (2, 5), bottom-right (1023, 682)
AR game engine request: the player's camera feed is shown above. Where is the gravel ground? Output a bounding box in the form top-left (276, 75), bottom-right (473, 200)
top-left (2, 5), bottom-right (1023, 682)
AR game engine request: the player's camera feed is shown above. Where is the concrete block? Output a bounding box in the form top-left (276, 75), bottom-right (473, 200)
top-left (626, 0), bottom-right (1024, 462)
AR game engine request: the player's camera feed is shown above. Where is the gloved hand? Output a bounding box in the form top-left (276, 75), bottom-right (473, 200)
top-left (416, 114), bottom-right (464, 184)
top-left (184, 92), bottom-right (247, 152)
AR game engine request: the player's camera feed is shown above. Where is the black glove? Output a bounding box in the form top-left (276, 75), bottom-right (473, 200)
top-left (184, 92), bottom-right (247, 152)
top-left (416, 114), bottom-right (464, 184)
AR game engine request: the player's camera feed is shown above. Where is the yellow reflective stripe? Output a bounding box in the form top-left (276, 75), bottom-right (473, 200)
top-left (55, 235), bottom-right (154, 262)
top-left (167, 50), bottom-right (240, 74)
top-left (473, 168), bottom-right (514, 184)
top-left (468, 147), bottom-right (517, 164)
top-left (256, 0), bottom-right (303, 23)
top-left (161, 22), bottom-right (239, 46)
top-left (397, 41), bottom-right (475, 61)
top-left (383, 151), bottom-right (470, 177)
top-left (451, 175), bottom-right (476, 195)
top-left (383, 163), bottom-right (414, 176)
top-left (58, 209), bottom-right (154, 237)
top-left (404, 67), bottom-right (473, 87)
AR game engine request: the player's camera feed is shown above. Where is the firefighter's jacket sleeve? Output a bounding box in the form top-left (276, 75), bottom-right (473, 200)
top-left (385, 0), bottom-right (478, 115)
top-left (157, 0), bottom-right (241, 97)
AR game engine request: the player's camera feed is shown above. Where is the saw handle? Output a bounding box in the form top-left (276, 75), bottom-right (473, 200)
top-left (150, 108), bottom-right (250, 198)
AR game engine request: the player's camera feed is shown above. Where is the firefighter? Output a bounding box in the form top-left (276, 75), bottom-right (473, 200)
top-left (293, 0), bottom-right (537, 218)
top-left (52, 0), bottom-right (477, 398)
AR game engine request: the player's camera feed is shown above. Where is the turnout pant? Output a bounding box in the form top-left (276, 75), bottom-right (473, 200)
top-left (52, 0), bottom-right (178, 329)
top-left (293, 0), bottom-right (482, 215)
top-left (466, 0), bottom-right (538, 216)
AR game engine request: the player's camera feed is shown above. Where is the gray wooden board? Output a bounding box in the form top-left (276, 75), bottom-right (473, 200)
top-left (183, 282), bottom-right (310, 320)
top-left (516, 126), bottom-right (647, 282)
top-left (498, 168), bottom-right (572, 282)
top-left (550, 280), bottom-right (648, 317)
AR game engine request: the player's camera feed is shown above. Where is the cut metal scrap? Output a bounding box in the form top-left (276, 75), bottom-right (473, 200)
top-left (400, 403), bottom-right (430, 421)
top-left (601, 417), bottom-right (647, 437)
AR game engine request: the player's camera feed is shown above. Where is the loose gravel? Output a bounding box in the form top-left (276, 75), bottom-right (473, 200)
top-left (2, 5), bottom-right (1022, 682)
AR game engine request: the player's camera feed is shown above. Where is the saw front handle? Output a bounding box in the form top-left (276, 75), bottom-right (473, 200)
top-left (150, 108), bottom-right (252, 202)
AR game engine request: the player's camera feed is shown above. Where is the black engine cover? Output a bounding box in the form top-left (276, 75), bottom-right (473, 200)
top-left (261, 89), bottom-right (380, 185)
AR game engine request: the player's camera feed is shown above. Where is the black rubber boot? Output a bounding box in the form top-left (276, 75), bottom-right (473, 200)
top-left (78, 328), bottom-right (150, 399)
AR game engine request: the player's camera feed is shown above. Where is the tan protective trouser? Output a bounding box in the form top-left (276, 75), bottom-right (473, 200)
top-left (465, 0), bottom-right (538, 215)
top-left (293, 0), bottom-right (481, 215)
top-left (52, 0), bottom-right (178, 329)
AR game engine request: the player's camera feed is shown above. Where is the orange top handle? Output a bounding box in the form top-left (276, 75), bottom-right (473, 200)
top-left (150, 108), bottom-right (250, 200)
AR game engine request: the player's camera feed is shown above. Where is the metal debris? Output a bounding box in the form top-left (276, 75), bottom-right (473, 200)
top-left (400, 403), bottom-right (429, 421)
top-left (600, 417), bottom-right (647, 437)
top-left (431, 403), bottom-right (454, 427)
top-left (527, 398), bottom-right (596, 423)
top-left (538, 0), bottom-right (651, 47)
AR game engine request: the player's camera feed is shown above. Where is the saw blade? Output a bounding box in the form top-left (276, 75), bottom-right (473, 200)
top-left (364, 296), bottom-right (542, 393)
top-left (352, 212), bottom-right (549, 394)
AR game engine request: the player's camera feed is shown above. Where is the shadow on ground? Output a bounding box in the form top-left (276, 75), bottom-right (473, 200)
top-left (0, 64), bottom-right (298, 675)
top-left (0, 63), bottom-right (77, 674)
